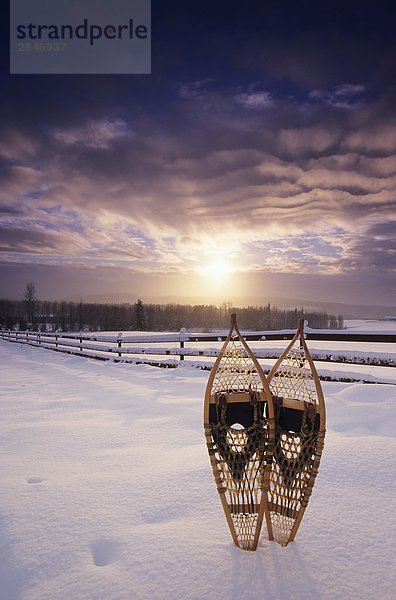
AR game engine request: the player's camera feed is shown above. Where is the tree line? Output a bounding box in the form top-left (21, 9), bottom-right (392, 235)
top-left (0, 285), bottom-right (344, 331)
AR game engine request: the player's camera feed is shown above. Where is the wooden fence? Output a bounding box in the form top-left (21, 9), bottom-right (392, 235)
top-left (1, 328), bottom-right (395, 384)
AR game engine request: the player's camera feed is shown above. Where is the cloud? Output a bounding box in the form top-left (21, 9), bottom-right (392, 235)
top-left (333, 84), bottom-right (365, 97)
top-left (0, 204), bottom-right (23, 215)
top-left (358, 155), bottom-right (396, 177)
top-left (0, 166), bottom-right (42, 205)
top-left (0, 131), bottom-right (38, 161)
top-left (51, 118), bottom-right (133, 149)
top-left (277, 126), bottom-right (340, 156)
top-left (1, 77), bottom-right (396, 294)
top-left (0, 1), bottom-right (395, 304)
top-left (344, 124), bottom-right (396, 153)
top-left (235, 91), bottom-right (273, 109)
top-left (309, 83), bottom-right (365, 108)
top-left (0, 226), bottom-right (85, 255)
top-left (338, 221), bottom-right (396, 272)
top-left (178, 79), bottom-right (214, 99)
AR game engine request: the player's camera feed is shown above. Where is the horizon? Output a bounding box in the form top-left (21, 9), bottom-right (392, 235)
top-left (2, 289), bottom-right (395, 321)
top-left (1, 1), bottom-right (396, 305)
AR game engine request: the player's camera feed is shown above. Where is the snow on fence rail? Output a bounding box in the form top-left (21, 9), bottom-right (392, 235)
top-left (1, 328), bottom-right (395, 382)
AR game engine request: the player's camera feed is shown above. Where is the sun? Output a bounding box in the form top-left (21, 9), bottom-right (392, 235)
top-left (199, 258), bottom-right (232, 282)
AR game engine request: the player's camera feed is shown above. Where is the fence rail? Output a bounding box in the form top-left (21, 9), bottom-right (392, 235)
top-left (1, 327), bottom-right (395, 375)
top-left (2, 328), bottom-right (396, 344)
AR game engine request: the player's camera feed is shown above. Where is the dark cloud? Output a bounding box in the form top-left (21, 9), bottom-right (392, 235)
top-left (0, 227), bottom-right (64, 254)
top-left (1, 94), bottom-right (396, 270)
top-left (341, 221), bottom-right (396, 271)
top-left (0, 204), bottom-right (23, 215)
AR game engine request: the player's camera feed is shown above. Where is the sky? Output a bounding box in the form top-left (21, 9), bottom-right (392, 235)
top-left (1, 0), bottom-right (396, 306)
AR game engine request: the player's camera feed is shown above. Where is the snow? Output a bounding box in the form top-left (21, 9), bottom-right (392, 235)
top-left (1, 338), bottom-right (396, 600)
top-left (4, 319), bottom-right (395, 385)
top-left (345, 319), bottom-right (396, 332)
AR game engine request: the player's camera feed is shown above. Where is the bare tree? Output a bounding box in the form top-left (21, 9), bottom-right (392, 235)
top-left (24, 282), bottom-right (36, 327)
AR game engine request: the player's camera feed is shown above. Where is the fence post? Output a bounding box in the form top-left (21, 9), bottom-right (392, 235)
top-left (80, 336), bottom-right (83, 351)
top-left (179, 327), bottom-right (187, 361)
top-left (117, 332), bottom-right (123, 359)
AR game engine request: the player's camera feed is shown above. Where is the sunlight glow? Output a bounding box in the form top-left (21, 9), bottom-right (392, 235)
top-left (198, 258), bottom-right (233, 282)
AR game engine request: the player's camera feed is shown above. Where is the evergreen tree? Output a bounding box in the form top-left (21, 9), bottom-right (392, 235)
top-left (134, 299), bottom-right (148, 330)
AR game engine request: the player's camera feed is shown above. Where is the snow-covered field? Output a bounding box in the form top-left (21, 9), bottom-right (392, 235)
top-left (1, 327), bottom-right (395, 599)
top-left (344, 319), bottom-right (396, 331)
